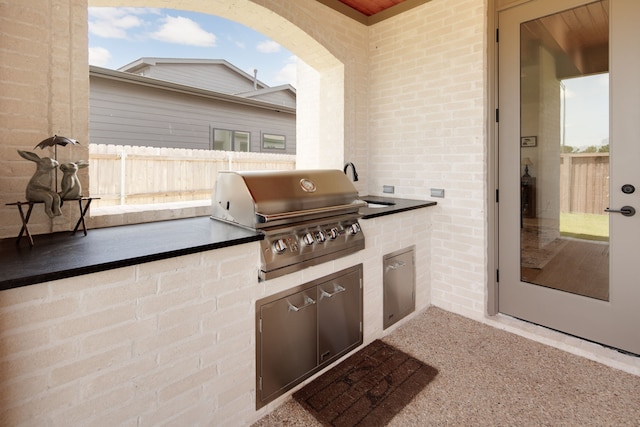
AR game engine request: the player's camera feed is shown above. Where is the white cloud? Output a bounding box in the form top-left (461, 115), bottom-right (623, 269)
top-left (256, 40), bottom-right (281, 54)
top-left (274, 55), bottom-right (297, 86)
top-left (150, 15), bottom-right (216, 47)
top-left (88, 47), bottom-right (112, 67)
top-left (88, 7), bottom-right (148, 39)
top-left (226, 35), bottom-right (246, 49)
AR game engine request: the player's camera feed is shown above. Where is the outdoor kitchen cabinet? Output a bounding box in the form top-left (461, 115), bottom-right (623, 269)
top-left (256, 264), bottom-right (363, 408)
top-left (383, 246), bottom-right (416, 329)
top-left (317, 267), bottom-right (362, 365)
top-left (258, 287), bottom-right (318, 404)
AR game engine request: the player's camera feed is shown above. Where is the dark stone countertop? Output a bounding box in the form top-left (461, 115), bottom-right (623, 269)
top-left (358, 195), bottom-right (437, 219)
top-left (0, 197), bottom-right (436, 292)
top-left (0, 217), bottom-right (263, 291)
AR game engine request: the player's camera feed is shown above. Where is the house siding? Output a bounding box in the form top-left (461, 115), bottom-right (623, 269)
top-left (89, 76), bottom-right (296, 154)
top-left (135, 62), bottom-right (263, 95)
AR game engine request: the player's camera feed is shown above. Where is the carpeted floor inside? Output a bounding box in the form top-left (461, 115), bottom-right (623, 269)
top-left (253, 307), bottom-right (640, 426)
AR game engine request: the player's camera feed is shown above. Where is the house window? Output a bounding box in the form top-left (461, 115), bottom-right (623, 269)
top-left (212, 129), bottom-right (250, 152)
top-left (234, 131), bottom-right (250, 152)
top-left (262, 133), bottom-right (286, 150)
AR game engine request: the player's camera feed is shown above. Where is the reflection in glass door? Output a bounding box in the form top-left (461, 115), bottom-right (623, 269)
top-left (519, 3), bottom-right (610, 301)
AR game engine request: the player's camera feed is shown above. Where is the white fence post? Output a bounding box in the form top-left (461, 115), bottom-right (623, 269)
top-left (119, 148), bottom-right (126, 205)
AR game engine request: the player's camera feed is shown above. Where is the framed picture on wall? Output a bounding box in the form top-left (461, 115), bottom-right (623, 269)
top-left (521, 136), bottom-right (537, 147)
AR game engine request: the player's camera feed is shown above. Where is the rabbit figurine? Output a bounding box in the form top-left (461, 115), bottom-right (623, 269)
top-left (59, 160), bottom-right (89, 200)
top-left (17, 150), bottom-right (62, 218)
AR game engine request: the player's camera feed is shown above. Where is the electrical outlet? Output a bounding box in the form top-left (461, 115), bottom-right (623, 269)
top-left (383, 185), bottom-right (395, 194)
top-left (430, 188), bottom-right (445, 198)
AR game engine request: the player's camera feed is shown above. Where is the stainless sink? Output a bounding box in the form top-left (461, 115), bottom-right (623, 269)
top-left (363, 200), bottom-right (396, 209)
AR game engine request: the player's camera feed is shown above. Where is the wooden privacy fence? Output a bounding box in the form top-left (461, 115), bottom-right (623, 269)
top-left (89, 144), bottom-right (296, 208)
top-left (88, 147), bottom-right (607, 212)
top-left (560, 153), bottom-right (609, 214)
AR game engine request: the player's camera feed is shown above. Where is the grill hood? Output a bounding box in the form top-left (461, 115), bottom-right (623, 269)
top-left (211, 169), bottom-right (365, 229)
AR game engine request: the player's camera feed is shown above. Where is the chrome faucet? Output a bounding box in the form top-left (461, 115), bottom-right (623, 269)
top-left (343, 162), bottom-right (359, 182)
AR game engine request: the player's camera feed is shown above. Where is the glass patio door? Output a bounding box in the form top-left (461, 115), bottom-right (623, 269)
top-left (498, 0), bottom-right (640, 355)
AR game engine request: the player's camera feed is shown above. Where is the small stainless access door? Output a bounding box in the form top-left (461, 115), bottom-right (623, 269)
top-left (258, 289), bottom-right (317, 403)
top-left (317, 268), bottom-right (362, 365)
top-left (383, 246), bottom-right (416, 329)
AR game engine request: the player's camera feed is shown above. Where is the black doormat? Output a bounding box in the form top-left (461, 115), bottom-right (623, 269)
top-left (293, 340), bottom-right (438, 427)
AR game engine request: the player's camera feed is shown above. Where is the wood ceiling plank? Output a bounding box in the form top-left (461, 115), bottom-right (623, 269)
top-left (338, 0), bottom-right (406, 16)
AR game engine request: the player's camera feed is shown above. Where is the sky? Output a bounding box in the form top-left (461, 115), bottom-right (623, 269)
top-left (88, 7), bottom-right (297, 88)
top-left (561, 73), bottom-right (609, 150)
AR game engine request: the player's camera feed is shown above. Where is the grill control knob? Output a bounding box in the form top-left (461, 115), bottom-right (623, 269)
top-left (273, 239), bottom-right (288, 254)
top-left (302, 232), bottom-right (315, 246)
top-left (315, 230), bottom-right (326, 243)
top-left (327, 227), bottom-right (339, 240)
top-left (348, 223), bottom-right (361, 235)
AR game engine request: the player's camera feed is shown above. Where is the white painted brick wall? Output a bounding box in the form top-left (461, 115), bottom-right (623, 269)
top-left (368, 0), bottom-right (487, 319)
top-left (0, 207), bottom-right (432, 426)
top-left (0, 0), bottom-right (89, 239)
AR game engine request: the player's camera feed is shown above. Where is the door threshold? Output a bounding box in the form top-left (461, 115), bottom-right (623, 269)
top-left (484, 313), bottom-right (640, 376)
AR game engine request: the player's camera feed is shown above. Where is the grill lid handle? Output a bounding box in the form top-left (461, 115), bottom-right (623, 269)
top-left (255, 201), bottom-right (366, 223)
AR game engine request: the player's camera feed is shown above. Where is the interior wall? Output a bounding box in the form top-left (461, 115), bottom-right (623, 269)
top-left (537, 46), bottom-right (562, 222)
top-left (521, 42), bottom-right (562, 223)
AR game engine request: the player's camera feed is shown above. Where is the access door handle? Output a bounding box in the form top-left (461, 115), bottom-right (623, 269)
top-left (288, 295), bottom-right (316, 312)
top-left (604, 206), bottom-right (636, 217)
top-left (319, 284), bottom-right (346, 300)
top-left (385, 261), bottom-right (406, 272)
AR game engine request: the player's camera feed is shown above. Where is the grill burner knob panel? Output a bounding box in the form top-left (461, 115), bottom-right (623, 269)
top-left (327, 227), bottom-right (339, 240)
top-left (348, 223), bottom-right (361, 235)
top-left (273, 239), bottom-right (288, 254)
top-left (302, 233), bottom-right (315, 246)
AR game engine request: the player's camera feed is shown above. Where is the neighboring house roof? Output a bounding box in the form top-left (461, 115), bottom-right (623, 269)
top-left (235, 85), bottom-right (297, 108)
top-left (235, 84), bottom-right (296, 97)
top-left (116, 57), bottom-right (296, 108)
top-left (89, 65), bottom-right (296, 114)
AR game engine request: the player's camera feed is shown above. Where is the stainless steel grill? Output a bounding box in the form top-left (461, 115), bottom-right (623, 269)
top-left (211, 169), bottom-right (366, 281)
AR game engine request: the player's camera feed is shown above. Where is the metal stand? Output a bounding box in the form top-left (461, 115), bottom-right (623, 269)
top-left (6, 197), bottom-right (97, 247)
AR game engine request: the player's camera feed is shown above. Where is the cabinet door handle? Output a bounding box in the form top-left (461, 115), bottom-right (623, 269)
top-left (320, 284), bottom-right (346, 300)
top-left (385, 261), bottom-right (406, 272)
top-left (287, 295), bottom-right (316, 312)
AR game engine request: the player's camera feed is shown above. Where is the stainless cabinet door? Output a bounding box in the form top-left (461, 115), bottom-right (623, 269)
top-left (258, 288), bottom-right (317, 402)
top-left (317, 268), bottom-right (362, 365)
top-left (383, 247), bottom-right (415, 329)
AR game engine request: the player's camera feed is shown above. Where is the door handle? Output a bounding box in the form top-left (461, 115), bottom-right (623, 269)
top-left (319, 284), bottom-right (346, 300)
top-left (288, 295), bottom-right (316, 312)
top-left (385, 261), bottom-right (406, 272)
top-left (604, 206), bottom-right (636, 217)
